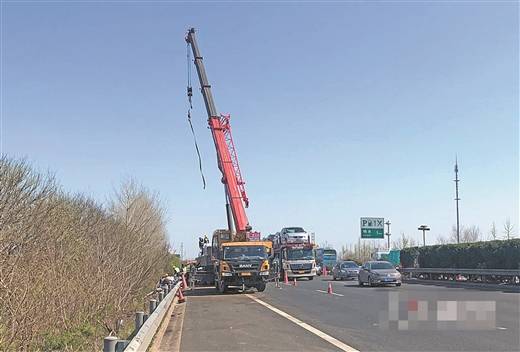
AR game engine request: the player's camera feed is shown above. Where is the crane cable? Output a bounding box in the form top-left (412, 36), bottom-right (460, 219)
top-left (186, 43), bottom-right (206, 189)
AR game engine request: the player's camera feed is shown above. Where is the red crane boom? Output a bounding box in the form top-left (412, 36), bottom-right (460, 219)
top-left (186, 28), bottom-right (252, 235)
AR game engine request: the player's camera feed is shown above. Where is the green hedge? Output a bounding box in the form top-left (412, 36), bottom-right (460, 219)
top-left (400, 239), bottom-right (520, 269)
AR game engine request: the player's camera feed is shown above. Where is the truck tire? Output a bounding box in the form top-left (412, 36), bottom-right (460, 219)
top-left (308, 276), bottom-right (313, 281)
top-left (218, 280), bottom-right (227, 294)
top-left (256, 282), bottom-right (266, 292)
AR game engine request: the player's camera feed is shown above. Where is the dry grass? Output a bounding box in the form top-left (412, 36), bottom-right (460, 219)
top-left (0, 156), bottom-right (171, 351)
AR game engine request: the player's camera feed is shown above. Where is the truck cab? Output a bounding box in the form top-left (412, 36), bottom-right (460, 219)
top-left (212, 230), bottom-right (272, 293)
top-left (272, 230), bottom-right (316, 280)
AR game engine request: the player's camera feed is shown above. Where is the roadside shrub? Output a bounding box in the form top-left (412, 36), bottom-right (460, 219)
top-left (0, 156), bottom-right (171, 350)
top-left (400, 239), bottom-right (520, 269)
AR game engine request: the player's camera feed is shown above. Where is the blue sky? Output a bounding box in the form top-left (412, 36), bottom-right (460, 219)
top-left (2, 2), bottom-right (518, 257)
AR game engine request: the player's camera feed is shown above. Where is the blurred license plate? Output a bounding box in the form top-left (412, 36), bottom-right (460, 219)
top-left (298, 270), bottom-right (305, 274)
top-left (240, 272), bottom-right (251, 276)
top-left (383, 278), bottom-right (393, 281)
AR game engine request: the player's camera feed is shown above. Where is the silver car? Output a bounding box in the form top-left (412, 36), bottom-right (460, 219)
top-left (332, 261), bottom-right (359, 281)
top-left (358, 261), bottom-right (402, 287)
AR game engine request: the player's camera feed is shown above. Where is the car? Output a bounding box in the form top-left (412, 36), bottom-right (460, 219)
top-left (280, 227), bottom-right (310, 244)
top-left (358, 261), bottom-right (402, 287)
top-left (332, 261), bottom-right (359, 281)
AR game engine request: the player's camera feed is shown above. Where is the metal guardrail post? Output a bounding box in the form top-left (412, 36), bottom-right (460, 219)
top-left (125, 281), bottom-right (182, 352)
top-left (103, 336), bottom-right (118, 352)
top-left (135, 311), bottom-right (144, 332)
top-left (158, 290), bottom-right (164, 302)
top-left (115, 339), bottom-right (129, 352)
top-left (149, 299), bottom-right (157, 314)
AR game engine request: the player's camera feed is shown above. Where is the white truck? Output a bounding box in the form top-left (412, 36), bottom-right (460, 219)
top-left (272, 227), bottom-right (316, 280)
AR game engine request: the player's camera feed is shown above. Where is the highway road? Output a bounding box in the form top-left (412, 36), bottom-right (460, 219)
top-left (157, 277), bottom-right (520, 352)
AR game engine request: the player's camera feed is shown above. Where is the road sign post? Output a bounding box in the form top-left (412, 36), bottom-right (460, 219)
top-left (360, 217), bottom-right (385, 239)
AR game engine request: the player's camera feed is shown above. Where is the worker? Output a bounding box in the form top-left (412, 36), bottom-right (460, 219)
top-left (272, 259), bottom-right (281, 288)
top-left (166, 273), bottom-right (176, 284)
top-left (203, 234), bottom-right (209, 244)
top-left (198, 237), bottom-right (204, 255)
top-left (158, 274), bottom-right (168, 287)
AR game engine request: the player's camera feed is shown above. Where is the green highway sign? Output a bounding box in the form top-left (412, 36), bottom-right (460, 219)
top-left (360, 217), bottom-right (385, 239)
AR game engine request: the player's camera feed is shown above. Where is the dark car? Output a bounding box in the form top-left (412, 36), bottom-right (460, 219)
top-left (332, 261), bottom-right (359, 281)
top-left (358, 261), bottom-right (402, 287)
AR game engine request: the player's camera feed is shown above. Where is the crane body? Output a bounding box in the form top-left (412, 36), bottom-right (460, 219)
top-left (186, 28), bottom-right (271, 293)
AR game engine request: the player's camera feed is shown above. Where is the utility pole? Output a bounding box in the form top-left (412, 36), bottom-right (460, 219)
top-left (418, 225), bottom-right (430, 247)
top-left (180, 242), bottom-right (184, 261)
top-left (454, 157), bottom-right (461, 244)
top-left (385, 220), bottom-right (391, 250)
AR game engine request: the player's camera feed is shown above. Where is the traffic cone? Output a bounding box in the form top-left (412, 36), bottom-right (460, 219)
top-left (327, 282), bottom-right (333, 294)
top-left (293, 278), bottom-right (297, 286)
top-left (181, 273), bottom-right (188, 290)
top-left (323, 266), bottom-right (328, 276)
top-left (177, 287), bottom-right (186, 303)
top-left (284, 271), bottom-right (289, 284)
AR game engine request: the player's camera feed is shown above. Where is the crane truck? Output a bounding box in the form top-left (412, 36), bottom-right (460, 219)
top-left (186, 28), bottom-right (272, 293)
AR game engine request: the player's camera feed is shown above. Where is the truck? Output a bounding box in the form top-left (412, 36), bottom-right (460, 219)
top-left (272, 230), bottom-right (317, 280)
top-left (186, 28), bottom-right (271, 293)
top-left (212, 230), bottom-right (272, 292)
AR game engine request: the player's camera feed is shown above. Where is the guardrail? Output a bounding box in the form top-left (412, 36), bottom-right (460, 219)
top-left (102, 280), bottom-right (183, 352)
top-left (400, 268), bottom-right (520, 285)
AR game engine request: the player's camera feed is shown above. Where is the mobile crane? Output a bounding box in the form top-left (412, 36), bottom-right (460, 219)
top-left (186, 28), bottom-right (272, 293)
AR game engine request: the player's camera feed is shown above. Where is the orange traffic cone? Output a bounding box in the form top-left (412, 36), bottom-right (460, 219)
top-left (177, 287), bottom-right (186, 303)
top-left (284, 271), bottom-right (289, 284)
top-left (323, 266), bottom-right (328, 276)
top-left (327, 282), bottom-right (333, 294)
top-left (293, 278), bottom-right (297, 286)
top-left (181, 273), bottom-right (188, 290)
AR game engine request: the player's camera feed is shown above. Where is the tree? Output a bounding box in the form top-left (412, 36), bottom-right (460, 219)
top-left (449, 224), bottom-right (480, 243)
top-left (503, 218), bottom-right (515, 240)
top-left (436, 235), bottom-right (450, 245)
top-left (392, 233), bottom-right (417, 249)
top-left (462, 225), bottom-right (481, 243)
top-left (489, 222), bottom-right (498, 240)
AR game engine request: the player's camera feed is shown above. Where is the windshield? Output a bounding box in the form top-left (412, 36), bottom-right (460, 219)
top-left (223, 246), bottom-right (268, 260)
top-left (286, 248), bottom-right (314, 260)
top-left (284, 227), bottom-right (305, 233)
top-left (341, 262), bottom-right (358, 269)
top-left (371, 262), bottom-right (394, 270)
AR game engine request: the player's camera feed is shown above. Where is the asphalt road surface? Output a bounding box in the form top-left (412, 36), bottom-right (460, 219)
top-left (157, 277), bottom-right (520, 352)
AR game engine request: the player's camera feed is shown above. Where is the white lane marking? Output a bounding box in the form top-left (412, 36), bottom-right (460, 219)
top-left (316, 289), bottom-right (344, 297)
top-left (496, 326), bottom-right (507, 330)
top-left (246, 294), bottom-right (358, 352)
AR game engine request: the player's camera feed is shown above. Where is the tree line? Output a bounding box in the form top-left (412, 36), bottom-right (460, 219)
top-left (0, 156), bottom-right (174, 350)
top-left (340, 221), bottom-right (516, 264)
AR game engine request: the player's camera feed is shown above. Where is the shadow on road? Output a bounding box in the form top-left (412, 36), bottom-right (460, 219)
top-left (184, 286), bottom-right (256, 297)
top-left (404, 279), bottom-right (520, 293)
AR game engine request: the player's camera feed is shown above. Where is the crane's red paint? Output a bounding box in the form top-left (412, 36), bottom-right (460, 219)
top-left (208, 114), bottom-right (250, 233)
